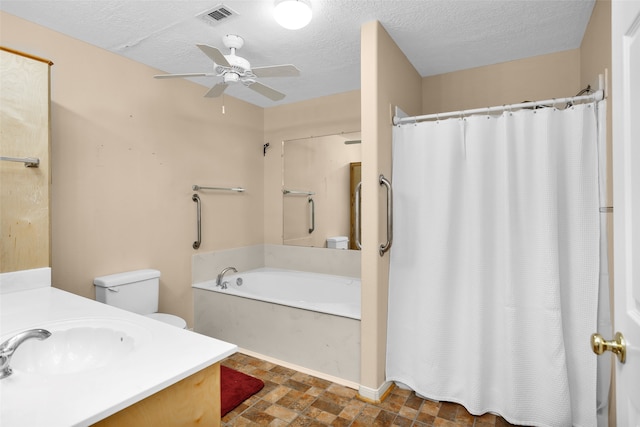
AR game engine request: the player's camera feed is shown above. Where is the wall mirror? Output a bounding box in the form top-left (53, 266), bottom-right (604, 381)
top-left (282, 131), bottom-right (361, 249)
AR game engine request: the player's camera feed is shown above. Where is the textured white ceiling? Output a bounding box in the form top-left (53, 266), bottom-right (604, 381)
top-left (0, 0), bottom-right (596, 108)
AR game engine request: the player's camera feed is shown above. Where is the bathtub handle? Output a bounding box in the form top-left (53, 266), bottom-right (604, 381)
top-left (379, 174), bottom-right (393, 256)
top-left (308, 197), bottom-right (315, 234)
top-left (354, 181), bottom-right (362, 249)
top-left (192, 193), bottom-right (201, 249)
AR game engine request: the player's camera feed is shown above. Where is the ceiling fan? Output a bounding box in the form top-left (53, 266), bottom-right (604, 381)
top-left (153, 34), bottom-right (300, 101)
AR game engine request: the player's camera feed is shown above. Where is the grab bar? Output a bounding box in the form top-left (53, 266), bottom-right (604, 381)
top-left (283, 189), bottom-right (315, 196)
top-left (193, 185), bottom-right (244, 192)
top-left (379, 174), bottom-right (393, 256)
top-left (354, 181), bottom-right (362, 249)
top-left (308, 197), bottom-right (315, 234)
top-left (0, 156), bottom-right (40, 168)
top-left (192, 194), bottom-right (201, 249)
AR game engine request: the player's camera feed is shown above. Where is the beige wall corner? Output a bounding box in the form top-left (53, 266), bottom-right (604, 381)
top-left (580, 0), bottom-right (611, 205)
top-left (360, 20), bottom-right (422, 392)
top-left (581, 0), bottom-right (611, 94)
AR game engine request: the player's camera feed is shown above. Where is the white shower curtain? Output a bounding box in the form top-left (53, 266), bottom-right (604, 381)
top-left (387, 102), bottom-right (604, 427)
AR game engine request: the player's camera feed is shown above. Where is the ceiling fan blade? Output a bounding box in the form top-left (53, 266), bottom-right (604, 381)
top-left (196, 44), bottom-right (230, 67)
top-left (154, 72), bottom-right (213, 79)
top-left (204, 82), bottom-right (229, 98)
top-left (252, 64), bottom-right (300, 78)
top-left (246, 81), bottom-right (286, 101)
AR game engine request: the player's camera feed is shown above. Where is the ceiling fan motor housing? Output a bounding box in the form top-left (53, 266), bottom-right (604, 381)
top-left (216, 54), bottom-right (251, 77)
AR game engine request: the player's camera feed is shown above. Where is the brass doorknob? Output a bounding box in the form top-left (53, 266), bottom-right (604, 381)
top-left (591, 332), bottom-right (626, 363)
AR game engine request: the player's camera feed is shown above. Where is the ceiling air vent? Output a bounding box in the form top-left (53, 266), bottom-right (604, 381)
top-left (199, 4), bottom-right (239, 26)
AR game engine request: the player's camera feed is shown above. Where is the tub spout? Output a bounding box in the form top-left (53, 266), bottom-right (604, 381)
top-left (0, 328), bottom-right (51, 379)
top-left (216, 266), bottom-right (237, 289)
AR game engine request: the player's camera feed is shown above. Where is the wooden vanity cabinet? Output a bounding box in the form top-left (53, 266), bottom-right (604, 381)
top-left (93, 362), bottom-right (221, 427)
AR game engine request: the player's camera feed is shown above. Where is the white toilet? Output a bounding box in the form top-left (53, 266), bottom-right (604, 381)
top-left (93, 269), bottom-right (187, 329)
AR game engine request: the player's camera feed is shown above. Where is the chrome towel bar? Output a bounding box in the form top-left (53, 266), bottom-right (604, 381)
top-left (193, 185), bottom-right (245, 192)
top-left (353, 176), bottom-right (392, 254)
top-left (283, 189), bottom-right (315, 196)
top-left (192, 194), bottom-right (201, 249)
top-left (0, 156), bottom-right (40, 168)
top-left (308, 197), bottom-right (315, 234)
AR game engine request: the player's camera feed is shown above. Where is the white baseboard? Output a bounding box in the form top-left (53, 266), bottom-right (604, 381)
top-left (237, 348), bottom-right (360, 390)
top-left (358, 381), bottom-right (394, 403)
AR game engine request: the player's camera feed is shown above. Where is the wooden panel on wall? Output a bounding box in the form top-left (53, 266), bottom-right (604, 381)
top-left (0, 48), bottom-right (51, 272)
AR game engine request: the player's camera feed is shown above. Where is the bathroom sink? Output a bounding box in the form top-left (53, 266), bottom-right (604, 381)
top-left (6, 318), bottom-right (150, 376)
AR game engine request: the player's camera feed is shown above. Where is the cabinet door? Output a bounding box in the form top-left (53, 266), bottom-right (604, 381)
top-left (0, 49), bottom-right (51, 273)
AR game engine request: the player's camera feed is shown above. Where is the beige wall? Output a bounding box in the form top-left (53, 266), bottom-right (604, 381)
top-left (360, 21), bottom-right (422, 393)
top-left (1, 11), bottom-right (264, 327)
top-left (422, 49), bottom-right (581, 114)
top-left (581, 0), bottom-right (612, 205)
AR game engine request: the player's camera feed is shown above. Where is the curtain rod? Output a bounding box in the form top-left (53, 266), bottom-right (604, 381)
top-left (393, 90), bottom-right (604, 126)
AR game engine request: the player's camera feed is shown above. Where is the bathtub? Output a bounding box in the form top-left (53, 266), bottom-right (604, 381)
top-left (193, 267), bottom-right (361, 385)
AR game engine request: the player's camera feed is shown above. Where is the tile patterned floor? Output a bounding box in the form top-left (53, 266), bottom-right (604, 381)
top-left (221, 352), bottom-right (523, 427)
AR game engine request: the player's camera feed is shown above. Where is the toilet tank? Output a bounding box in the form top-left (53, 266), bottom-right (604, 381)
top-left (93, 269), bottom-right (160, 315)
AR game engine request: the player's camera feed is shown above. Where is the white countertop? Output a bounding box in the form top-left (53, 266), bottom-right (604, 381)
top-left (0, 272), bottom-right (237, 427)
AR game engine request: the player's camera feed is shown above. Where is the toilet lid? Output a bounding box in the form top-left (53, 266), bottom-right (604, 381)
top-left (146, 313), bottom-right (187, 329)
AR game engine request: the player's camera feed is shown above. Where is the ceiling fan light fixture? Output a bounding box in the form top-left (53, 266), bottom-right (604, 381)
top-left (223, 72), bottom-right (240, 83)
top-left (274, 0), bottom-right (312, 30)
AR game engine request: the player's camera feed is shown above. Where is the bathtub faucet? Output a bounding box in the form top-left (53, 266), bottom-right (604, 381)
top-left (0, 328), bottom-right (52, 379)
top-left (216, 266), bottom-right (238, 289)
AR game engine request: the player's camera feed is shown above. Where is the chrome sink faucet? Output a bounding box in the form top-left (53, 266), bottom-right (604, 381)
top-left (216, 266), bottom-right (237, 289)
top-left (0, 328), bottom-right (51, 379)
